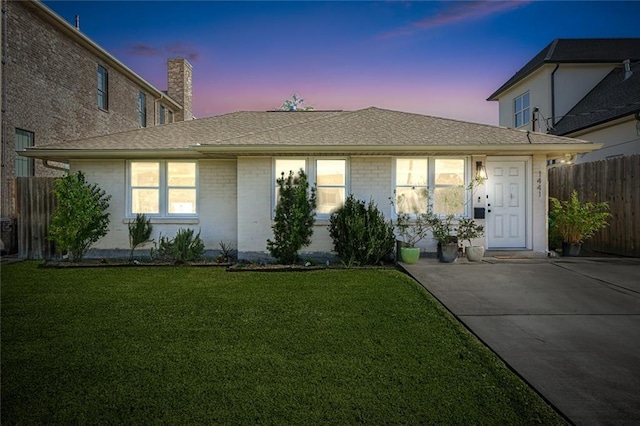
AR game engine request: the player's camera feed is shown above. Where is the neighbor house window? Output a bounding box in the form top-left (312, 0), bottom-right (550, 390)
top-left (15, 129), bottom-right (34, 177)
top-left (273, 158), bottom-right (347, 217)
top-left (159, 105), bottom-right (165, 124)
top-left (514, 92), bottom-right (530, 128)
top-left (129, 161), bottom-right (197, 217)
top-left (138, 92), bottom-right (147, 128)
top-left (97, 65), bottom-right (108, 110)
top-left (394, 158), bottom-right (468, 216)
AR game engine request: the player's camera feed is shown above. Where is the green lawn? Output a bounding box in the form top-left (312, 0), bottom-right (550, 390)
top-left (1, 263), bottom-right (563, 424)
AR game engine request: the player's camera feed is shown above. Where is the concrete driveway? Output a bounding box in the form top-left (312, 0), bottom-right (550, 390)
top-left (401, 256), bottom-right (640, 425)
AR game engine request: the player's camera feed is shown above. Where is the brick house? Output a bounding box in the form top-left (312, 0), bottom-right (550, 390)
top-left (22, 107), bottom-right (601, 260)
top-left (0, 0), bottom-right (193, 252)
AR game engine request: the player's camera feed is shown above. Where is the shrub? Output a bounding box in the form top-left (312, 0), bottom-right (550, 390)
top-left (550, 190), bottom-right (610, 244)
top-left (128, 213), bottom-right (153, 261)
top-left (151, 228), bottom-right (204, 264)
top-left (49, 171), bottom-right (111, 262)
top-left (267, 169), bottom-right (317, 264)
top-left (329, 195), bottom-right (395, 266)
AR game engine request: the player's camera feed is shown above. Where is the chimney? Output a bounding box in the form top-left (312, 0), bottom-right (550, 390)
top-left (623, 59), bottom-right (633, 81)
top-left (167, 58), bottom-right (193, 121)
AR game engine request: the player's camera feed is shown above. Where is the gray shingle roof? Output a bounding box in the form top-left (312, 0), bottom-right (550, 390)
top-left (23, 107), bottom-right (596, 160)
top-left (550, 61), bottom-right (640, 135)
top-left (488, 38), bottom-right (640, 101)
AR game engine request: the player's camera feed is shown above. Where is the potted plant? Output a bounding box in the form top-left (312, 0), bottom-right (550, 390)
top-left (431, 214), bottom-right (458, 263)
top-left (456, 217), bottom-right (485, 262)
top-left (395, 210), bottom-right (434, 264)
top-left (549, 190), bottom-right (610, 256)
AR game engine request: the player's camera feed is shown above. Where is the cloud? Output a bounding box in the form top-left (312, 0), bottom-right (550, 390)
top-left (380, 1), bottom-right (531, 39)
top-left (126, 43), bottom-right (163, 57)
top-left (126, 42), bottom-right (200, 61)
top-left (166, 42), bottom-right (200, 62)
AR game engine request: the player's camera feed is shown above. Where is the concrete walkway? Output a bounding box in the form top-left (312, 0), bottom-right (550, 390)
top-left (401, 256), bottom-right (640, 425)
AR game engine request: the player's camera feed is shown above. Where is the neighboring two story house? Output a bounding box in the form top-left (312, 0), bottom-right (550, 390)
top-left (487, 38), bottom-right (640, 164)
top-left (1, 0), bottom-right (193, 252)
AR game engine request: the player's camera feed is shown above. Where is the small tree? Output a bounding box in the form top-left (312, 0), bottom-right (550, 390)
top-left (267, 169), bottom-right (317, 264)
top-left (128, 213), bottom-right (153, 261)
top-left (49, 171), bottom-right (111, 261)
top-left (280, 93), bottom-right (314, 111)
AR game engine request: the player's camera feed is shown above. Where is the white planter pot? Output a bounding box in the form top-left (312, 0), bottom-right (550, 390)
top-left (466, 246), bottom-right (485, 262)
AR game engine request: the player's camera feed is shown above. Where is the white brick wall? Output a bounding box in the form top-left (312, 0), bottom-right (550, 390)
top-left (71, 159), bottom-right (238, 255)
top-left (237, 158), bottom-right (272, 254)
top-left (350, 157), bottom-right (393, 218)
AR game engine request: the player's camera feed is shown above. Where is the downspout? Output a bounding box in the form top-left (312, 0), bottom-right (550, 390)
top-left (550, 63), bottom-right (559, 128)
top-left (1, 0), bottom-right (9, 217)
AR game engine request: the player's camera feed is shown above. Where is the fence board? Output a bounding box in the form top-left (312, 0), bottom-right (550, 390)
top-left (549, 155), bottom-right (640, 257)
top-left (17, 177), bottom-right (58, 260)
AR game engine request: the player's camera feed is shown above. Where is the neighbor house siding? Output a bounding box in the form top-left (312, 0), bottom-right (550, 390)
top-left (573, 119), bottom-right (640, 163)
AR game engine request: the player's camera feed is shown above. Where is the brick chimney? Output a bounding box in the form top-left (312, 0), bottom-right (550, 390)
top-left (167, 58), bottom-right (193, 121)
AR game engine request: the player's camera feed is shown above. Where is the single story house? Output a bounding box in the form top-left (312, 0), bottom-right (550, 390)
top-left (21, 107), bottom-right (600, 260)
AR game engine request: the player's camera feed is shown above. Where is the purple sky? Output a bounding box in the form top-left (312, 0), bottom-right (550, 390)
top-left (45, 1), bottom-right (640, 125)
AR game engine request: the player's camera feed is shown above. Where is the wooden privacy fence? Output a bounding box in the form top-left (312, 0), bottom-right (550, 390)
top-left (17, 177), bottom-right (58, 260)
top-left (549, 155), bottom-right (640, 257)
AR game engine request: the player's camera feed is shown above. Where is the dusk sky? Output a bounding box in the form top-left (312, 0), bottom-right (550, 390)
top-left (44, 1), bottom-right (640, 125)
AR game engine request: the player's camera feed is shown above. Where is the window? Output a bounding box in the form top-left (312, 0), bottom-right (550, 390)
top-left (159, 105), bottom-right (165, 124)
top-left (138, 92), bottom-right (147, 128)
top-left (167, 109), bottom-right (174, 124)
top-left (394, 158), bottom-right (468, 216)
top-left (316, 159), bottom-right (346, 215)
top-left (15, 129), bottom-right (34, 177)
top-left (97, 65), bottom-right (108, 110)
top-left (129, 161), bottom-right (197, 217)
top-left (514, 92), bottom-right (530, 128)
top-left (273, 158), bottom-right (347, 217)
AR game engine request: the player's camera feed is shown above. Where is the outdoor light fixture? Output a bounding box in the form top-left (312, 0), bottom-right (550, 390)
top-left (476, 161), bottom-right (488, 180)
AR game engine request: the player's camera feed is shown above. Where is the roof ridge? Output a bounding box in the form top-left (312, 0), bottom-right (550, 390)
top-left (545, 39), bottom-right (560, 61)
top-left (198, 109), bottom-right (352, 145)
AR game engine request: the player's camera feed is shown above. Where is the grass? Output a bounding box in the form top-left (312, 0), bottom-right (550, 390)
top-left (1, 262), bottom-right (563, 424)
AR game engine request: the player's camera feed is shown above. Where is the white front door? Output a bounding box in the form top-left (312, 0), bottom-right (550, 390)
top-left (486, 160), bottom-right (526, 248)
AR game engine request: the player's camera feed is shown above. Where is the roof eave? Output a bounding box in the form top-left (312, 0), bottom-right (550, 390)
top-left (20, 142), bottom-right (602, 163)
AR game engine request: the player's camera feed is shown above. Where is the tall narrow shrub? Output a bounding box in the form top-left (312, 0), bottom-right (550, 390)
top-left (329, 195), bottom-right (395, 266)
top-left (267, 169), bottom-right (317, 264)
top-left (49, 171), bottom-right (111, 261)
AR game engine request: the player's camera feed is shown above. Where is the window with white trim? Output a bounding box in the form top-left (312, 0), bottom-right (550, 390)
top-left (129, 161), bottom-right (197, 217)
top-left (394, 157), bottom-right (468, 216)
top-left (273, 158), bottom-right (347, 217)
top-left (514, 92), bottom-right (530, 128)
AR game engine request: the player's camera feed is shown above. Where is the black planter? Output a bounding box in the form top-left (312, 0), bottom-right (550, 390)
top-left (562, 242), bottom-right (582, 257)
top-left (437, 242), bottom-right (458, 263)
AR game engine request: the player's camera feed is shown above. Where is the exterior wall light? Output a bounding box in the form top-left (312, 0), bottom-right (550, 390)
top-left (476, 161), bottom-right (488, 180)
